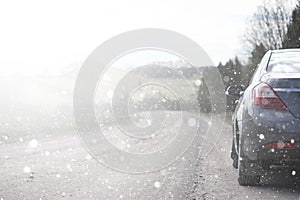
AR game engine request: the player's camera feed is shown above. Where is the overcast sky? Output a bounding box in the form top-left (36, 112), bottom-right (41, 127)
top-left (0, 0), bottom-right (264, 76)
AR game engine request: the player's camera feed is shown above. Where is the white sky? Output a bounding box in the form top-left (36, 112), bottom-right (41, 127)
top-left (0, 0), bottom-right (263, 76)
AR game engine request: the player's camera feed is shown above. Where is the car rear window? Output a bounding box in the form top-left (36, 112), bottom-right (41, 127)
top-left (267, 51), bottom-right (300, 73)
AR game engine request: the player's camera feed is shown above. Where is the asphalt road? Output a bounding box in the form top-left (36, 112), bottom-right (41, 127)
top-left (0, 111), bottom-right (300, 199)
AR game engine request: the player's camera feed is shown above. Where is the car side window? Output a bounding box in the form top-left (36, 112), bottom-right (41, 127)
top-left (249, 51), bottom-right (271, 84)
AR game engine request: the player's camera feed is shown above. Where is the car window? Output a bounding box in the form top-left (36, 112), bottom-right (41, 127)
top-left (267, 51), bottom-right (300, 73)
top-left (249, 51), bottom-right (271, 84)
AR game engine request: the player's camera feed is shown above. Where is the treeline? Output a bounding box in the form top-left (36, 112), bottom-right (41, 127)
top-left (199, 0), bottom-right (300, 113)
top-left (132, 64), bottom-right (205, 79)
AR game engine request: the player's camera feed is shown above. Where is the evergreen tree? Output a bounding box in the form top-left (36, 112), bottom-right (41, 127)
top-left (218, 57), bottom-right (243, 88)
top-left (283, 3), bottom-right (300, 48)
top-left (246, 44), bottom-right (267, 84)
top-left (217, 57), bottom-right (243, 111)
top-left (197, 77), bottom-right (211, 113)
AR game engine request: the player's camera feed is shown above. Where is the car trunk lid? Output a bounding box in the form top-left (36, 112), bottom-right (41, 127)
top-left (262, 73), bottom-right (300, 119)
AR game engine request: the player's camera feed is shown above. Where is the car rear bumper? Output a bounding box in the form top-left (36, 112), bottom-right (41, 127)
top-left (258, 145), bottom-right (300, 161)
top-left (240, 112), bottom-right (300, 162)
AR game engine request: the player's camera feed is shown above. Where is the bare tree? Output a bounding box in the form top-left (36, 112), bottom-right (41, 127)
top-left (244, 0), bottom-right (297, 51)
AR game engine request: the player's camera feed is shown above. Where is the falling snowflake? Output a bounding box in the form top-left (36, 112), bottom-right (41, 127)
top-left (23, 166), bottom-right (31, 173)
top-left (66, 164), bottom-right (72, 172)
top-left (259, 134), bottom-right (264, 140)
top-left (29, 139), bottom-right (38, 148)
top-left (223, 76), bottom-right (230, 82)
top-left (277, 141), bottom-right (284, 149)
top-left (194, 79), bottom-right (202, 86)
top-left (147, 119), bottom-right (152, 126)
top-left (154, 181), bottom-right (161, 188)
top-left (291, 139), bottom-right (295, 144)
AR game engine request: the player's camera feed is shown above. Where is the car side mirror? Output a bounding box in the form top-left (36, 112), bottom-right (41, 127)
top-left (226, 85), bottom-right (243, 97)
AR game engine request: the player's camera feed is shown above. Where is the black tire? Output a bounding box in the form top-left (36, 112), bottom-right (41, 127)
top-left (238, 173), bottom-right (260, 186)
top-left (238, 160), bottom-right (260, 186)
top-left (232, 156), bottom-right (238, 169)
top-left (231, 123), bottom-right (239, 169)
top-left (231, 139), bottom-right (238, 169)
top-left (236, 124), bottom-right (260, 186)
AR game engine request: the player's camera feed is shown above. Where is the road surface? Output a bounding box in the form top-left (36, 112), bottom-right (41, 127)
top-left (0, 111), bottom-right (299, 199)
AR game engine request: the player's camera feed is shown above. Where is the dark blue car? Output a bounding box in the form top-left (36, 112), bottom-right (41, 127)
top-left (227, 49), bottom-right (300, 186)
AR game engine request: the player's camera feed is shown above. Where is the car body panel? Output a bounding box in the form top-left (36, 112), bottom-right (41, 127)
top-left (232, 49), bottom-right (300, 166)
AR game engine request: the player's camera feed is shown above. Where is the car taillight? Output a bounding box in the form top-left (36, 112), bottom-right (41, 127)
top-left (263, 142), bottom-right (295, 149)
top-left (253, 83), bottom-right (286, 110)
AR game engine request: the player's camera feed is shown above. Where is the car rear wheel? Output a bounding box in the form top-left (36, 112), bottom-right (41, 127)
top-left (238, 173), bottom-right (260, 186)
top-left (238, 164), bottom-right (260, 186)
top-left (231, 124), bottom-right (239, 169)
top-left (238, 158), bottom-right (260, 186)
top-left (231, 139), bottom-right (238, 169)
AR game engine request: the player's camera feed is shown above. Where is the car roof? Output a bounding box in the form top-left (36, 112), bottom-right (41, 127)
top-left (269, 49), bottom-right (300, 61)
top-left (271, 48), bottom-right (300, 53)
